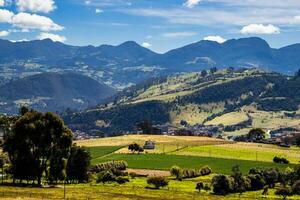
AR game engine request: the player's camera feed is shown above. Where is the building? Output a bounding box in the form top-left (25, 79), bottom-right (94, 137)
top-left (143, 140), bottom-right (156, 149)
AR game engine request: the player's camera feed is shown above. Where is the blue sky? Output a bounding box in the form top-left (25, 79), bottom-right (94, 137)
top-left (0, 0), bottom-right (300, 53)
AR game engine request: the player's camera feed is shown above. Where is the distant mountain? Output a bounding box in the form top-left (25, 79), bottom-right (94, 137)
top-left (0, 72), bottom-right (115, 114)
top-left (0, 37), bottom-right (300, 90)
top-left (63, 68), bottom-right (300, 136)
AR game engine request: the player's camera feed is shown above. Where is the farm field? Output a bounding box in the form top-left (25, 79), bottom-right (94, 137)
top-left (173, 143), bottom-right (300, 164)
top-left (91, 153), bottom-right (296, 174)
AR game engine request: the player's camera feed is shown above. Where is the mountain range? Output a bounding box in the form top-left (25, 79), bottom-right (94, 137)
top-left (0, 37), bottom-right (300, 90)
top-left (0, 73), bottom-right (115, 114)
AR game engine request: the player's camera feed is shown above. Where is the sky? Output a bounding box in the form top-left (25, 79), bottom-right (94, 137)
top-left (0, 0), bottom-right (300, 53)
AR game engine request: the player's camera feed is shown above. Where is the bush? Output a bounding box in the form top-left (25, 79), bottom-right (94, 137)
top-left (116, 176), bottom-right (129, 184)
top-left (196, 182), bottom-right (204, 192)
top-left (275, 187), bottom-right (292, 199)
top-left (183, 169), bottom-right (198, 179)
top-left (90, 161), bottom-right (127, 173)
top-left (292, 180), bottom-right (300, 195)
top-left (200, 166), bottom-right (212, 176)
top-left (111, 168), bottom-right (127, 177)
top-left (170, 166), bottom-right (182, 180)
top-left (212, 174), bottom-right (234, 195)
top-left (203, 184), bottom-right (211, 192)
top-left (96, 171), bottom-right (116, 184)
top-left (273, 156), bottom-right (289, 164)
top-left (147, 176), bottom-right (169, 189)
top-left (263, 168), bottom-right (279, 188)
top-left (247, 174), bottom-right (265, 190)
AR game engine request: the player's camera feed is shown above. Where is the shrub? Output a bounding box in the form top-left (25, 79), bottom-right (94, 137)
top-left (170, 166), bottom-right (182, 180)
top-left (203, 184), bottom-right (211, 192)
top-left (147, 176), bottom-right (169, 189)
top-left (273, 156), bottom-right (289, 164)
top-left (196, 182), bottom-right (204, 192)
top-left (292, 180), bottom-right (300, 195)
top-left (96, 171), bottom-right (116, 184)
top-left (182, 169), bottom-right (198, 179)
top-left (212, 174), bottom-right (234, 195)
top-left (247, 174), bottom-right (265, 190)
top-left (200, 166), bottom-right (212, 176)
top-left (111, 168), bottom-right (127, 177)
top-left (275, 187), bottom-right (292, 199)
top-left (90, 161), bottom-right (127, 173)
top-left (116, 176), bottom-right (129, 184)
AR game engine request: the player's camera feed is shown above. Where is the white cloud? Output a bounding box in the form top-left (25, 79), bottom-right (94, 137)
top-left (142, 42), bottom-right (151, 48)
top-left (0, 30), bottom-right (9, 37)
top-left (95, 8), bottom-right (103, 14)
top-left (37, 32), bottom-right (66, 42)
top-left (0, 0), bottom-right (4, 7)
top-left (240, 24), bottom-right (280, 35)
top-left (12, 12), bottom-right (63, 31)
top-left (85, 0), bottom-right (91, 5)
top-left (0, 9), bottom-right (63, 31)
top-left (16, 0), bottom-right (56, 13)
top-left (184, 0), bottom-right (202, 8)
top-left (203, 35), bottom-right (226, 43)
top-left (162, 31), bottom-right (197, 38)
top-left (0, 9), bottom-right (14, 23)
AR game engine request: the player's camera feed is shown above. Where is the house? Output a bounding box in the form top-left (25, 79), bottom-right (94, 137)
top-left (143, 140), bottom-right (156, 149)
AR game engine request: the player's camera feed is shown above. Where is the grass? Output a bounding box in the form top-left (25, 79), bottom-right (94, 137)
top-left (173, 143), bottom-right (300, 164)
top-left (92, 153), bottom-right (295, 174)
top-left (1, 177), bottom-right (300, 200)
top-left (205, 111), bottom-right (249, 126)
top-left (88, 146), bottom-right (124, 159)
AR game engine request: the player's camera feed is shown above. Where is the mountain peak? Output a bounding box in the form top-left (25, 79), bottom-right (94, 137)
top-left (118, 41), bottom-right (142, 48)
top-left (224, 37), bottom-right (270, 48)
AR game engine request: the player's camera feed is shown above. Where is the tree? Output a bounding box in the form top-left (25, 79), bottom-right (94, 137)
top-left (3, 111), bottom-right (73, 185)
top-left (231, 165), bottom-right (251, 193)
top-left (248, 128), bottom-right (265, 141)
top-left (201, 70), bottom-right (208, 77)
top-left (170, 166), bottom-right (182, 180)
top-left (263, 169), bottom-right (279, 188)
top-left (212, 174), bottom-right (234, 195)
top-left (210, 67), bottom-right (217, 74)
top-left (137, 120), bottom-right (153, 134)
top-left (247, 174), bottom-right (265, 190)
top-left (292, 180), bottom-right (300, 195)
top-left (200, 166), bottom-right (212, 176)
top-left (196, 182), bottom-right (204, 192)
top-left (128, 143), bottom-right (143, 154)
top-left (275, 187), bottom-right (292, 200)
top-left (66, 145), bottom-right (91, 183)
top-left (147, 176), bottom-right (169, 189)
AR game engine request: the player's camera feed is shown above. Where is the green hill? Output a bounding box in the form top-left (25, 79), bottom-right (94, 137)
top-left (63, 68), bottom-right (300, 135)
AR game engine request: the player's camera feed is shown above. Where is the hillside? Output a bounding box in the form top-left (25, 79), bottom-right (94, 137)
top-left (63, 68), bottom-right (300, 136)
top-left (1, 37), bottom-right (300, 90)
top-left (0, 72), bottom-right (115, 114)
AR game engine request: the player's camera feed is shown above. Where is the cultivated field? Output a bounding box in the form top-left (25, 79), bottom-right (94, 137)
top-left (78, 135), bottom-right (299, 174)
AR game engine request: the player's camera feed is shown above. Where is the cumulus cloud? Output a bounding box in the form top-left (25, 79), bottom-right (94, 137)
top-left (203, 35), bottom-right (226, 43)
top-left (95, 8), bottom-right (103, 14)
top-left (0, 9), bottom-right (14, 23)
top-left (0, 0), bottom-right (4, 7)
top-left (142, 42), bottom-right (151, 48)
top-left (0, 30), bottom-right (9, 37)
top-left (16, 0), bottom-right (56, 13)
top-left (184, 0), bottom-right (202, 8)
top-left (240, 24), bottom-right (280, 35)
top-left (0, 10), bottom-right (64, 31)
top-left (37, 32), bottom-right (66, 42)
top-left (162, 31), bottom-right (197, 38)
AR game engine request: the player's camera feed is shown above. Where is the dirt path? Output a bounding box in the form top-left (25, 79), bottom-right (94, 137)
top-left (126, 168), bottom-right (170, 177)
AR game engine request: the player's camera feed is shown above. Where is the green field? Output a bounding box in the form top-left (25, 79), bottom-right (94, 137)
top-left (2, 178), bottom-right (300, 200)
top-left (88, 146), bottom-right (124, 159)
top-left (92, 153), bottom-right (295, 174)
top-left (173, 144), bottom-right (300, 164)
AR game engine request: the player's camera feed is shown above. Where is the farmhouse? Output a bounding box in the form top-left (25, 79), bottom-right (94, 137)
top-left (143, 140), bottom-right (156, 149)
